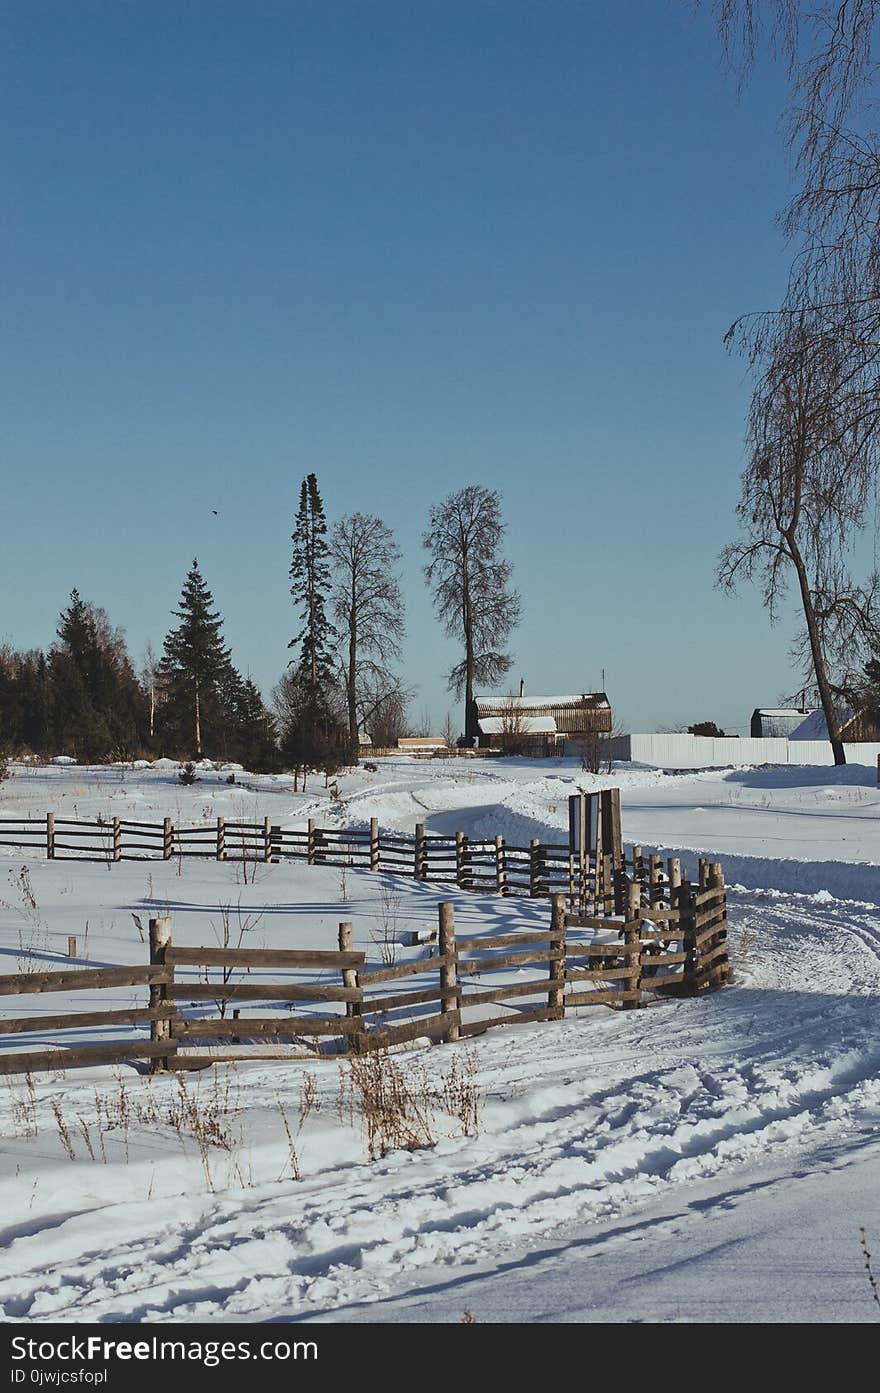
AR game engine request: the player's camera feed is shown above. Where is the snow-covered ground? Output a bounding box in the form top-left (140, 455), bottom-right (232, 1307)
top-left (0, 755), bottom-right (878, 1323)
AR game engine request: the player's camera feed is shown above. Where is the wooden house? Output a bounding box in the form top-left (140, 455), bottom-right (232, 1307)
top-left (472, 686), bottom-right (612, 754)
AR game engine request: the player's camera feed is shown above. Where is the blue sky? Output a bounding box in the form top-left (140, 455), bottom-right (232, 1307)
top-left (0, 1), bottom-right (820, 736)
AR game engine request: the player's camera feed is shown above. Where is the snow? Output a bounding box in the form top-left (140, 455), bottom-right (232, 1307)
top-left (789, 705), bottom-right (855, 740)
top-left (0, 754), bottom-right (878, 1323)
top-left (476, 693), bottom-right (609, 711)
top-left (478, 716), bottom-right (557, 734)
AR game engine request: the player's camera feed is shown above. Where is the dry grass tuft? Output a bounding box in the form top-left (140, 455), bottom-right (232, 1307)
top-left (338, 1044), bottom-right (480, 1161)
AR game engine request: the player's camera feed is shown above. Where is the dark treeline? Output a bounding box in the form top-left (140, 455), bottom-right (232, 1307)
top-left (0, 576), bottom-right (277, 769)
top-left (0, 476), bottom-right (521, 773)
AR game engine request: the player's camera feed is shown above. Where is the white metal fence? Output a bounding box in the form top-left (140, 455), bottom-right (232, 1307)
top-left (608, 733), bottom-right (880, 770)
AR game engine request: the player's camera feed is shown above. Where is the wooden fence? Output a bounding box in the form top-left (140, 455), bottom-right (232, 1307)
top-left (0, 790), bottom-right (629, 907)
top-left (0, 862), bottom-right (729, 1075)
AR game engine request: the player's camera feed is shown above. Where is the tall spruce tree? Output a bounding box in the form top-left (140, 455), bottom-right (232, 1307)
top-left (161, 560), bottom-right (233, 757)
top-left (287, 474), bottom-right (342, 764)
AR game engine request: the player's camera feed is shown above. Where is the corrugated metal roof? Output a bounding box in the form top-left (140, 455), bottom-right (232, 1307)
top-left (476, 692), bottom-right (610, 714)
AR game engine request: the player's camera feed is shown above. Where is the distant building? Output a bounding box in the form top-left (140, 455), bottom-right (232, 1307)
top-left (472, 685), bottom-right (612, 754)
top-left (750, 708), bottom-right (808, 739)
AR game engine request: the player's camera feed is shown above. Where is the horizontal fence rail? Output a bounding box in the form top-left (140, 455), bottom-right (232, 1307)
top-left (0, 857), bottom-right (729, 1074)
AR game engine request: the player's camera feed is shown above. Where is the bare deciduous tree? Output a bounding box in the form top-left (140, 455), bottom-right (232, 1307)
top-left (708, 4), bottom-right (880, 371)
top-left (718, 316), bottom-right (880, 764)
top-left (422, 485), bottom-right (522, 742)
top-left (498, 694), bottom-right (527, 755)
top-left (356, 675), bottom-right (412, 749)
top-left (329, 512), bottom-right (405, 759)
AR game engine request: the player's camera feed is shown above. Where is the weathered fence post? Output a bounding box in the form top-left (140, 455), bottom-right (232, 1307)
top-left (163, 816), bottom-right (172, 861)
top-left (495, 835), bottom-right (506, 895)
top-left (149, 915), bottom-right (173, 1073)
top-left (438, 902), bottom-right (460, 1043)
top-left (370, 817), bottom-right (379, 872)
top-left (624, 879), bottom-right (642, 1010)
top-left (649, 853), bottom-right (662, 906)
top-left (415, 823), bottom-right (427, 881)
top-left (67, 935), bottom-right (77, 958)
top-left (46, 813), bottom-right (55, 860)
top-left (698, 857), bottom-right (709, 888)
top-left (455, 831), bottom-right (465, 887)
top-left (112, 817), bottom-right (121, 863)
top-left (307, 817), bottom-right (316, 866)
top-left (263, 816), bottom-right (272, 863)
top-left (593, 798), bottom-right (604, 910)
top-left (339, 920), bottom-right (364, 1053)
top-left (548, 893), bottom-right (566, 1019)
top-left (667, 856), bottom-right (682, 896)
top-left (216, 817), bottom-right (226, 862)
top-left (679, 877), bottom-right (698, 995)
top-left (568, 791), bottom-right (587, 914)
top-left (603, 788), bottom-right (623, 881)
top-left (529, 838), bottom-right (542, 897)
top-left (632, 845), bottom-right (643, 888)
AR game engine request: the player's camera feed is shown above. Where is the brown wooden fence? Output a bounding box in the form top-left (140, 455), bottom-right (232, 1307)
top-left (0, 790), bottom-right (629, 906)
top-left (0, 861), bottom-right (729, 1075)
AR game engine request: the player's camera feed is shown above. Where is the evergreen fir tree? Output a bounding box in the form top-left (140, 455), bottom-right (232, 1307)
top-left (287, 475), bottom-right (343, 764)
top-left (160, 560), bottom-right (233, 757)
top-left (289, 474), bottom-right (335, 696)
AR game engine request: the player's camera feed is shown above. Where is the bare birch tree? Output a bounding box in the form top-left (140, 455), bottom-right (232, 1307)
top-left (422, 485), bottom-right (522, 742)
top-left (329, 512), bottom-right (405, 760)
top-left (718, 316), bottom-right (880, 764)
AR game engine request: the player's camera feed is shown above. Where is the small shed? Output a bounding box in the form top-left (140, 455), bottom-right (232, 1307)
top-left (750, 708), bottom-right (808, 739)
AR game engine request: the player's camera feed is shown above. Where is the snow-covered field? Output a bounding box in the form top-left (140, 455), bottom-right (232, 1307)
top-left (0, 755), bottom-right (878, 1324)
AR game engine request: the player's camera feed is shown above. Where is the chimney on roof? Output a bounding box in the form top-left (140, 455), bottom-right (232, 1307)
top-left (519, 678), bottom-right (525, 698)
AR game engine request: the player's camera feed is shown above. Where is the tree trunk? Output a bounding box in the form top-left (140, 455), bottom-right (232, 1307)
top-left (462, 552), bottom-right (476, 742)
top-left (348, 609), bottom-right (359, 763)
top-left (788, 534), bottom-right (846, 765)
top-left (194, 678), bottom-right (201, 758)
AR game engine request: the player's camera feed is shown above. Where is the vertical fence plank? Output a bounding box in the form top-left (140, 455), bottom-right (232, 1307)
top-left (709, 862), bottom-right (729, 985)
top-left (112, 817), bottom-right (121, 863)
top-left (456, 831), bottom-right (465, 887)
top-left (415, 823), bottom-right (426, 881)
top-left (263, 816), bottom-right (272, 863)
top-left (549, 893), bottom-right (566, 1019)
top-left (438, 902), bottom-right (460, 1042)
top-left (529, 838), bottom-right (541, 897)
top-left (649, 853), bottom-right (662, 906)
top-left (624, 880), bottom-right (642, 1010)
top-left (46, 813), bottom-right (55, 860)
top-left (163, 817), bottom-right (172, 860)
top-left (307, 818), bottom-right (316, 866)
top-left (216, 817), bottom-right (226, 862)
top-left (495, 835), bottom-right (506, 896)
top-left (149, 916), bottom-right (173, 1072)
top-left (370, 817), bottom-right (379, 872)
top-left (680, 878), bottom-right (698, 994)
